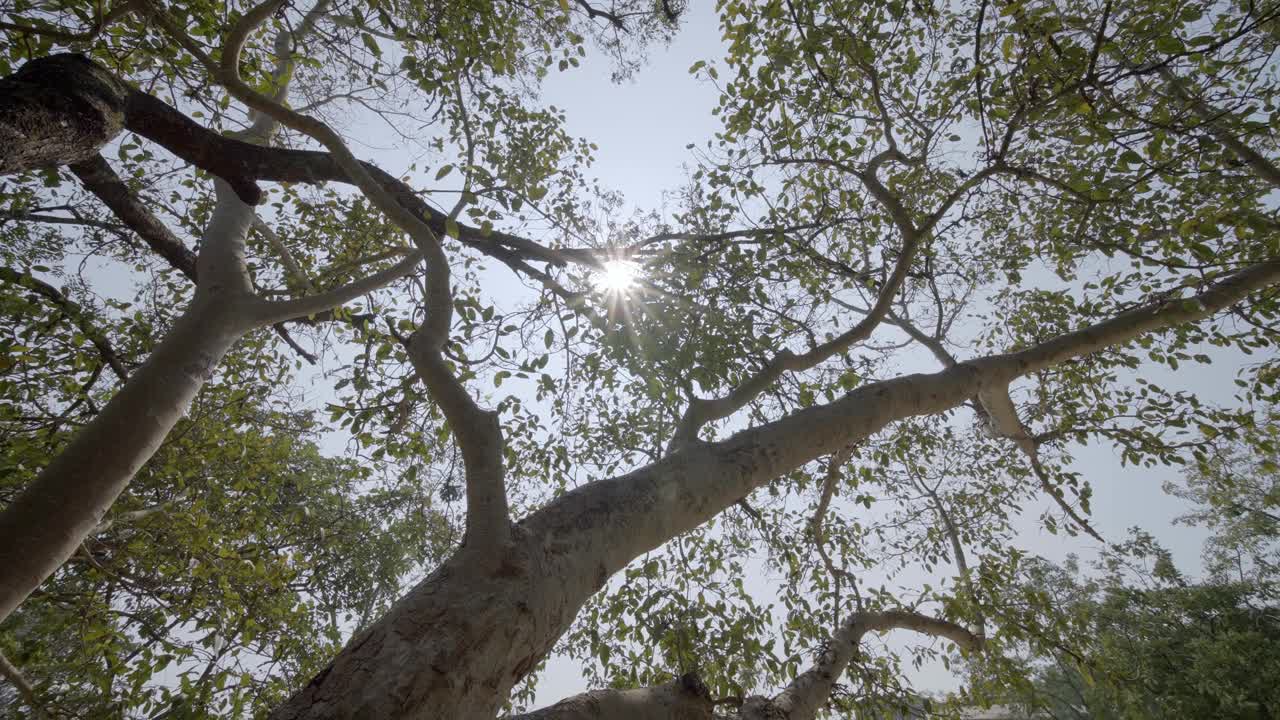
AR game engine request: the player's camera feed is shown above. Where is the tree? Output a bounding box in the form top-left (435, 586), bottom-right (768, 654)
top-left (1, 0), bottom-right (1279, 718)
top-left (1166, 407), bottom-right (1280, 585)
top-left (1006, 539), bottom-right (1279, 719)
top-left (992, 424), bottom-right (1280, 720)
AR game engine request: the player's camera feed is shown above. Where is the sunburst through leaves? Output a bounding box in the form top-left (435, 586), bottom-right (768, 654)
top-left (592, 259), bottom-right (640, 294)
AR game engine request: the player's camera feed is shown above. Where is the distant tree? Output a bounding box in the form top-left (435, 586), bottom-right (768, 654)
top-left (1166, 409), bottom-right (1280, 586)
top-left (1012, 564), bottom-right (1279, 719)
top-left (1006, 436), bottom-right (1280, 720)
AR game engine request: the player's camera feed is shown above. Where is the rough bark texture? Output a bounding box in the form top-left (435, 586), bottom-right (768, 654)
top-left (502, 612), bottom-right (975, 720)
top-left (742, 611), bottom-right (981, 720)
top-left (0, 54), bottom-right (128, 173)
top-left (4, 50), bottom-right (1280, 720)
top-left (269, 537), bottom-right (596, 720)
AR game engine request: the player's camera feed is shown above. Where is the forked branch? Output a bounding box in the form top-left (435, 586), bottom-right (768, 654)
top-left (742, 609), bottom-right (982, 720)
top-left (149, 0), bottom-right (513, 548)
top-left (669, 223), bottom-right (924, 448)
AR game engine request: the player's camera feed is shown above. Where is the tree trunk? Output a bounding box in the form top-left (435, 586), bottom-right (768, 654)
top-left (271, 259), bottom-right (1280, 718)
top-left (0, 293), bottom-right (254, 620)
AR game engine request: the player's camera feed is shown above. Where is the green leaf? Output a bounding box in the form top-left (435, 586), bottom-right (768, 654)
top-left (1155, 35), bottom-right (1185, 55)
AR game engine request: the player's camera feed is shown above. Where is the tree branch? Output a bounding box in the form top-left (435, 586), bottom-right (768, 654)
top-left (252, 216), bottom-right (315, 293)
top-left (910, 471), bottom-right (987, 637)
top-left (669, 207), bottom-right (923, 448)
top-left (0, 649), bottom-right (48, 719)
top-left (68, 154), bottom-right (198, 279)
top-left (742, 610), bottom-right (982, 720)
top-left (1157, 66), bottom-right (1280, 189)
top-left (508, 674), bottom-right (713, 720)
top-left (0, 0), bottom-right (142, 44)
top-left (68, 152), bottom-right (318, 362)
top-left (271, 253), bottom-right (1280, 717)
top-left (979, 383), bottom-right (1105, 542)
top-left (254, 251), bottom-right (423, 325)
top-left (0, 266), bottom-right (130, 381)
top-left (149, 5), bottom-right (516, 550)
top-left (529, 258), bottom-right (1280, 580)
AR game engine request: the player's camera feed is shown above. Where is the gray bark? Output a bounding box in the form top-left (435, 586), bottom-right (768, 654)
top-left (509, 675), bottom-right (712, 720)
top-left (5, 41), bottom-right (1280, 720)
top-left (270, 259), bottom-right (1280, 718)
top-left (0, 289), bottom-right (254, 621)
top-left (505, 612), bottom-right (977, 720)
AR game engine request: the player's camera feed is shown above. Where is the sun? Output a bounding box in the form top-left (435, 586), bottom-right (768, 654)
top-left (593, 260), bottom-right (640, 294)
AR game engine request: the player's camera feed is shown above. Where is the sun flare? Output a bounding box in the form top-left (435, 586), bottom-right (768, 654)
top-left (593, 260), bottom-right (640, 294)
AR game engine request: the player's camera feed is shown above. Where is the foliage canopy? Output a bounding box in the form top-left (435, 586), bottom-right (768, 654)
top-left (0, 0), bottom-right (1279, 717)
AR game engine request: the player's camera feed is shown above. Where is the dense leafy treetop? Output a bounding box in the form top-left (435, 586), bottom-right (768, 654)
top-left (0, 0), bottom-right (1278, 717)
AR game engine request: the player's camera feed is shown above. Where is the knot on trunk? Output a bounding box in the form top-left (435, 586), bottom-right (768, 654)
top-left (0, 53), bottom-right (130, 173)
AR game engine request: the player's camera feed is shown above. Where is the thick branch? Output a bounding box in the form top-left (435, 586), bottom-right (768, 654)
top-left (0, 55), bottom-right (603, 281)
top-left (509, 674), bottom-right (712, 720)
top-left (69, 154), bottom-right (198, 279)
top-left (0, 295), bottom-right (255, 623)
top-left (532, 259), bottom-right (1280, 589)
top-left (0, 11), bottom-right (331, 623)
top-left (271, 256), bottom-right (1279, 718)
top-left (146, 5), bottom-right (515, 548)
top-left (405, 335), bottom-right (512, 551)
top-left (69, 152), bottom-right (317, 361)
top-left (141, 5), bottom-right (515, 548)
top-left (742, 610), bottom-right (981, 720)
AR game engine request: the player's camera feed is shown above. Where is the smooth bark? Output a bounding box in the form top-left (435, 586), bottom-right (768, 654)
top-left (742, 610), bottom-right (981, 720)
top-left (0, 291), bottom-right (254, 620)
top-left (504, 612), bottom-right (977, 720)
top-left (270, 260), bottom-right (1280, 718)
top-left (509, 675), bottom-right (712, 720)
top-left (5, 41), bottom-right (1280, 720)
